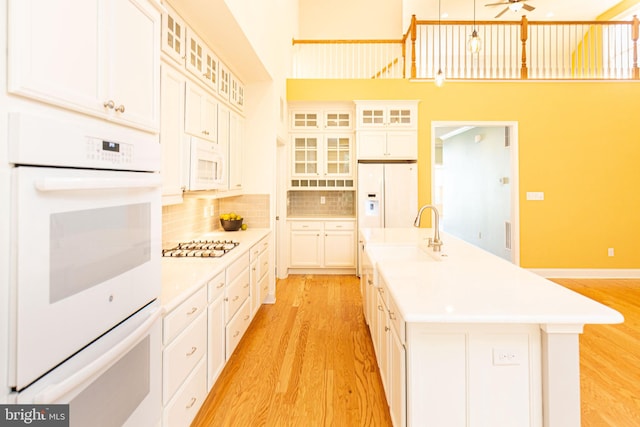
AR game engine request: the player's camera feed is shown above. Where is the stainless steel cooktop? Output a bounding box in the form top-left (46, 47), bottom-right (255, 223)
top-left (162, 240), bottom-right (239, 258)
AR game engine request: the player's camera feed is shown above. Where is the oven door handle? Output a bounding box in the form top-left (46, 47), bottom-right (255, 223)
top-left (32, 306), bottom-right (165, 404)
top-left (34, 175), bottom-right (162, 192)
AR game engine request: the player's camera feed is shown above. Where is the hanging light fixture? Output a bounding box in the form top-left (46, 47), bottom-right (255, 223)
top-left (468, 0), bottom-right (482, 53)
top-left (435, 0), bottom-right (445, 86)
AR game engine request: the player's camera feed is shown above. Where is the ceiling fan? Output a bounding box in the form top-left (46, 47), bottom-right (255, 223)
top-left (485, 0), bottom-right (535, 19)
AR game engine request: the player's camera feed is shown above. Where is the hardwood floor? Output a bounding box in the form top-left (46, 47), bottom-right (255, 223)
top-left (191, 276), bottom-right (640, 427)
top-left (551, 279), bottom-right (640, 427)
top-left (191, 275), bottom-right (392, 427)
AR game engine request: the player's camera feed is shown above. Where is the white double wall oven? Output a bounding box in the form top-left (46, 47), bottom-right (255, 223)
top-left (7, 112), bottom-right (163, 426)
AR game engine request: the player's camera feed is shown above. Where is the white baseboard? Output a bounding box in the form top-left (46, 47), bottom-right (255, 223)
top-left (528, 268), bottom-right (640, 279)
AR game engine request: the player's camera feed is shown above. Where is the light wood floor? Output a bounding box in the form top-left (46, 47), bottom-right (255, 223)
top-left (191, 276), bottom-right (640, 427)
top-left (191, 275), bottom-right (391, 427)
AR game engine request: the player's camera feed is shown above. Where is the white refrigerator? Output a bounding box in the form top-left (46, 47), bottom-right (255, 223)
top-left (358, 162), bottom-right (418, 228)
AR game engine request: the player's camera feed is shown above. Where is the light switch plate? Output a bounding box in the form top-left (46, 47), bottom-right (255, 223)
top-left (526, 191), bottom-right (544, 201)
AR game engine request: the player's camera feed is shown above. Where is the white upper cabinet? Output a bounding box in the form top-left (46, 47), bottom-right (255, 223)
top-left (185, 81), bottom-right (218, 142)
top-left (218, 64), bottom-right (231, 101)
top-left (161, 2), bottom-right (187, 65)
top-left (355, 101), bottom-right (418, 130)
top-left (291, 109), bottom-right (353, 131)
top-left (160, 64), bottom-right (186, 205)
top-left (8, 0), bottom-right (161, 133)
top-left (185, 29), bottom-right (219, 93)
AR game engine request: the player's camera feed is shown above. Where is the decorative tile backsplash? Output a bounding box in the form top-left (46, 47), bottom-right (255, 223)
top-left (287, 190), bottom-right (355, 217)
top-left (162, 194), bottom-right (270, 245)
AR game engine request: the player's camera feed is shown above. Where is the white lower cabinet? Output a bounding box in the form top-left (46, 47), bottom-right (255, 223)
top-left (289, 220), bottom-right (355, 269)
top-left (162, 286), bottom-right (207, 427)
top-left (207, 270), bottom-right (226, 390)
top-left (163, 359), bottom-right (207, 427)
top-left (250, 236), bottom-right (270, 316)
top-left (162, 232), bottom-right (272, 426)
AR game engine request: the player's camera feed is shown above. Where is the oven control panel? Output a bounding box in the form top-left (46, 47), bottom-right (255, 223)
top-left (86, 137), bottom-right (134, 165)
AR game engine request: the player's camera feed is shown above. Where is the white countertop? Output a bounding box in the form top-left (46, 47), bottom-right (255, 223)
top-left (363, 228), bottom-right (624, 325)
top-left (161, 228), bottom-right (270, 312)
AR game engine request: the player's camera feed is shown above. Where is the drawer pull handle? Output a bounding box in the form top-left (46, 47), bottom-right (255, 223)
top-left (367, 279), bottom-right (373, 285)
top-left (389, 312), bottom-right (397, 320)
top-left (244, 315), bottom-right (250, 321)
top-left (187, 307), bottom-right (197, 315)
top-left (233, 330), bottom-right (240, 337)
top-left (243, 283), bottom-right (249, 288)
top-left (186, 397), bottom-right (197, 409)
top-left (217, 282), bottom-right (224, 289)
top-left (233, 295), bottom-right (240, 301)
top-left (252, 267), bottom-right (257, 271)
top-left (380, 289), bottom-right (385, 294)
top-left (186, 346), bottom-right (197, 356)
top-left (385, 326), bottom-right (390, 332)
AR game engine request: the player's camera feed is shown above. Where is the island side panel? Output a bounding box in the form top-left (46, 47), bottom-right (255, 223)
top-left (540, 324), bottom-right (583, 427)
top-left (406, 323), bottom-right (542, 427)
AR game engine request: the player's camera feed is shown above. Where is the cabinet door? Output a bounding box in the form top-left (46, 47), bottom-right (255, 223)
top-left (218, 63), bottom-right (231, 101)
top-left (250, 258), bottom-right (259, 317)
top-left (291, 111), bottom-right (321, 130)
top-left (290, 231), bottom-right (322, 267)
top-left (324, 230), bottom-right (355, 267)
top-left (107, 0), bottom-right (160, 131)
top-left (324, 111), bottom-right (352, 130)
top-left (375, 291), bottom-right (389, 395)
top-left (292, 135), bottom-right (320, 176)
top-left (386, 131), bottom-right (418, 160)
top-left (8, 0), bottom-right (102, 116)
top-left (185, 28), bottom-right (206, 81)
top-left (324, 135), bottom-right (352, 177)
top-left (389, 327), bottom-right (406, 427)
top-left (216, 104), bottom-right (230, 191)
top-left (387, 105), bottom-right (417, 128)
top-left (358, 107), bottom-right (386, 128)
top-left (356, 131), bottom-right (387, 159)
top-left (207, 296), bottom-right (225, 390)
top-left (160, 64), bottom-right (185, 205)
top-left (161, 3), bottom-right (186, 65)
top-left (185, 82), bottom-right (217, 141)
top-left (228, 111), bottom-right (244, 191)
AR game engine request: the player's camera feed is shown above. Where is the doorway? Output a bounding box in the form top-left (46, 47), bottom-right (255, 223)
top-left (432, 121), bottom-right (520, 264)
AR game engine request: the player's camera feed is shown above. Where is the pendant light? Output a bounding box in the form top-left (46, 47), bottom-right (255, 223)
top-left (468, 0), bottom-right (482, 53)
top-left (435, 0), bottom-right (445, 86)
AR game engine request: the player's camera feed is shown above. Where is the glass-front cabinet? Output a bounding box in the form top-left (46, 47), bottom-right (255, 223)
top-left (289, 103), bottom-right (354, 189)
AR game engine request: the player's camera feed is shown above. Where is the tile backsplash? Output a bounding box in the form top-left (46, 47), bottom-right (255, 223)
top-left (162, 194), bottom-right (270, 245)
top-left (287, 190), bottom-right (355, 217)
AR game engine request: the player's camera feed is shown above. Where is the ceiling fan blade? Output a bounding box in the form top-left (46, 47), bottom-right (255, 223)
top-left (485, 1), bottom-right (509, 6)
top-left (495, 6), bottom-right (509, 18)
top-left (522, 4), bottom-right (535, 11)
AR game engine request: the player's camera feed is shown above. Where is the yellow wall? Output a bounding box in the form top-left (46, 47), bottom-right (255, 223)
top-left (287, 79), bottom-right (640, 269)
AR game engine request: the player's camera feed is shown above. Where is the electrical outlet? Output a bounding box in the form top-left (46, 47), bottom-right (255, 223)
top-left (492, 348), bottom-right (521, 366)
top-left (320, 196), bottom-right (326, 205)
top-left (608, 248), bottom-right (614, 257)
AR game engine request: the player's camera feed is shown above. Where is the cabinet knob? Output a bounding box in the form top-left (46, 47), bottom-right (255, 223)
top-left (186, 397), bottom-right (197, 409)
top-left (103, 100), bottom-right (115, 110)
top-left (114, 104), bottom-right (125, 113)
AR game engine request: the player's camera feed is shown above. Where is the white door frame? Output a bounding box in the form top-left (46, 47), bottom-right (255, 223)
top-left (431, 121), bottom-right (520, 266)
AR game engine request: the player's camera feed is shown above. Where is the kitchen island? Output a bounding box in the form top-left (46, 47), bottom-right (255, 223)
top-left (360, 227), bottom-right (623, 427)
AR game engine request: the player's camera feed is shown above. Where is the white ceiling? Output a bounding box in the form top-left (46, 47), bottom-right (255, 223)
top-left (417, 0), bottom-right (628, 21)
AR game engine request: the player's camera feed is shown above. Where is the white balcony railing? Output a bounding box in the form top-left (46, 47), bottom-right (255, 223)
top-left (291, 16), bottom-right (640, 80)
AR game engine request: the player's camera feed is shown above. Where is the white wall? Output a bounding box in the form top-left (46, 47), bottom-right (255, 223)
top-left (298, 0), bottom-right (403, 39)
top-left (0, 0), bottom-right (9, 403)
top-left (439, 126), bottom-right (512, 261)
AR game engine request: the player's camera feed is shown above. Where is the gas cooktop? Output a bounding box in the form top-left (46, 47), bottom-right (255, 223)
top-left (162, 239), bottom-right (240, 258)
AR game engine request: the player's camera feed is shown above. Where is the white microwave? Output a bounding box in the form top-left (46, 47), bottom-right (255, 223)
top-left (188, 136), bottom-right (226, 191)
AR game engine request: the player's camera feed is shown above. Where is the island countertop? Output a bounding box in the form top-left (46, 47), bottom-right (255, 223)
top-left (362, 227), bottom-right (624, 325)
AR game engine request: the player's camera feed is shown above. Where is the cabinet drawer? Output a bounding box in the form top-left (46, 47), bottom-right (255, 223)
top-left (163, 287), bottom-right (207, 344)
top-left (163, 312), bottom-right (207, 404)
top-left (163, 359), bottom-right (207, 427)
top-left (289, 221), bottom-right (322, 231)
top-left (225, 299), bottom-right (251, 360)
top-left (324, 221), bottom-right (355, 231)
top-left (207, 270), bottom-right (226, 303)
top-left (250, 236), bottom-right (269, 262)
top-left (225, 268), bottom-right (250, 323)
top-left (227, 251), bottom-right (250, 280)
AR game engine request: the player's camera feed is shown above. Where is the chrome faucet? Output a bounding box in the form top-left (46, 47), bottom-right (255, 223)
top-left (413, 204), bottom-right (443, 252)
